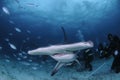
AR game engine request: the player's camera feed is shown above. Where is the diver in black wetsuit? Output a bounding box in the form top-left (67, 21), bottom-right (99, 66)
top-left (100, 46), bottom-right (111, 59)
top-left (83, 49), bottom-right (94, 71)
top-left (98, 43), bottom-right (110, 59)
top-left (107, 34), bottom-right (120, 73)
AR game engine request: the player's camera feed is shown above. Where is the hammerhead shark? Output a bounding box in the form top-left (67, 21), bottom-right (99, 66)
top-left (28, 41), bottom-right (94, 76)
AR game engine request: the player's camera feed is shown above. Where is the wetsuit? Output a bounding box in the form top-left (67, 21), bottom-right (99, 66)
top-left (108, 35), bottom-right (120, 73)
top-left (84, 49), bottom-right (93, 71)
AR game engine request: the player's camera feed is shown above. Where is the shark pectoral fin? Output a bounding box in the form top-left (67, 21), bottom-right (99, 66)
top-left (51, 62), bottom-right (65, 76)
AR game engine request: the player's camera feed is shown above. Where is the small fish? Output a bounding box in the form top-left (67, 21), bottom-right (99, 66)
top-left (4, 55), bottom-right (10, 58)
top-left (5, 38), bottom-right (9, 42)
top-left (23, 56), bottom-right (27, 59)
top-left (9, 33), bottom-right (13, 36)
top-left (9, 43), bottom-right (17, 50)
top-left (41, 61), bottom-right (45, 64)
top-left (19, 61), bottom-right (31, 66)
top-left (17, 57), bottom-right (21, 61)
top-left (5, 59), bottom-right (10, 62)
top-left (18, 53), bottom-right (22, 56)
top-left (9, 20), bottom-right (15, 24)
top-left (22, 51), bottom-right (27, 55)
top-left (13, 54), bottom-right (17, 57)
top-left (0, 46), bottom-right (2, 50)
top-left (27, 30), bottom-right (31, 34)
top-left (28, 59), bottom-right (32, 62)
top-left (32, 63), bottom-right (39, 66)
top-left (40, 65), bottom-right (42, 68)
top-left (2, 7), bottom-right (10, 15)
top-left (32, 67), bottom-right (37, 70)
top-left (19, 54), bottom-right (24, 58)
top-left (15, 27), bottom-right (21, 32)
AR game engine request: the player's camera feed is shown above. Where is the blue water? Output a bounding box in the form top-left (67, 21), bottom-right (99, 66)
top-left (0, 0), bottom-right (120, 60)
top-left (0, 0), bottom-right (120, 79)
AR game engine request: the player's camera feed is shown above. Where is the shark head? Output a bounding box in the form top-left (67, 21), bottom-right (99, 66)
top-left (28, 41), bottom-right (94, 56)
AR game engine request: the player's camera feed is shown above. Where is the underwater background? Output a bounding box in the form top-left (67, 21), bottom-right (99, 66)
top-left (0, 0), bottom-right (120, 80)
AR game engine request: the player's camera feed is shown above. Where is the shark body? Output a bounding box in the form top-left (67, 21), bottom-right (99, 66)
top-left (28, 41), bottom-right (94, 76)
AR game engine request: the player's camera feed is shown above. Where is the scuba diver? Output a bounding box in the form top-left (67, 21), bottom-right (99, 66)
top-left (107, 34), bottom-right (120, 56)
top-left (83, 48), bottom-right (94, 71)
top-left (107, 33), bottom-right (120, 73)
top-left (107, 34), bottom-right (120, 54)
top-left (98, 43), bottom-right (110, 59)
top-left (102, 46), bottom-right (111, 58)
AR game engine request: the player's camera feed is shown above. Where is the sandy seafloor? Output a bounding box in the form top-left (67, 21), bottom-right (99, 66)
top-left (0, 55), bottom-right (120, 80)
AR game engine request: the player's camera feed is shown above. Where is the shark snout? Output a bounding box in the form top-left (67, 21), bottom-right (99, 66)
top-left (28, 50), bottom-right (35, 55)
top-left (28, 49), bottom-right (44, 55)
top-left (28, 50), bottom-right (32, 55)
